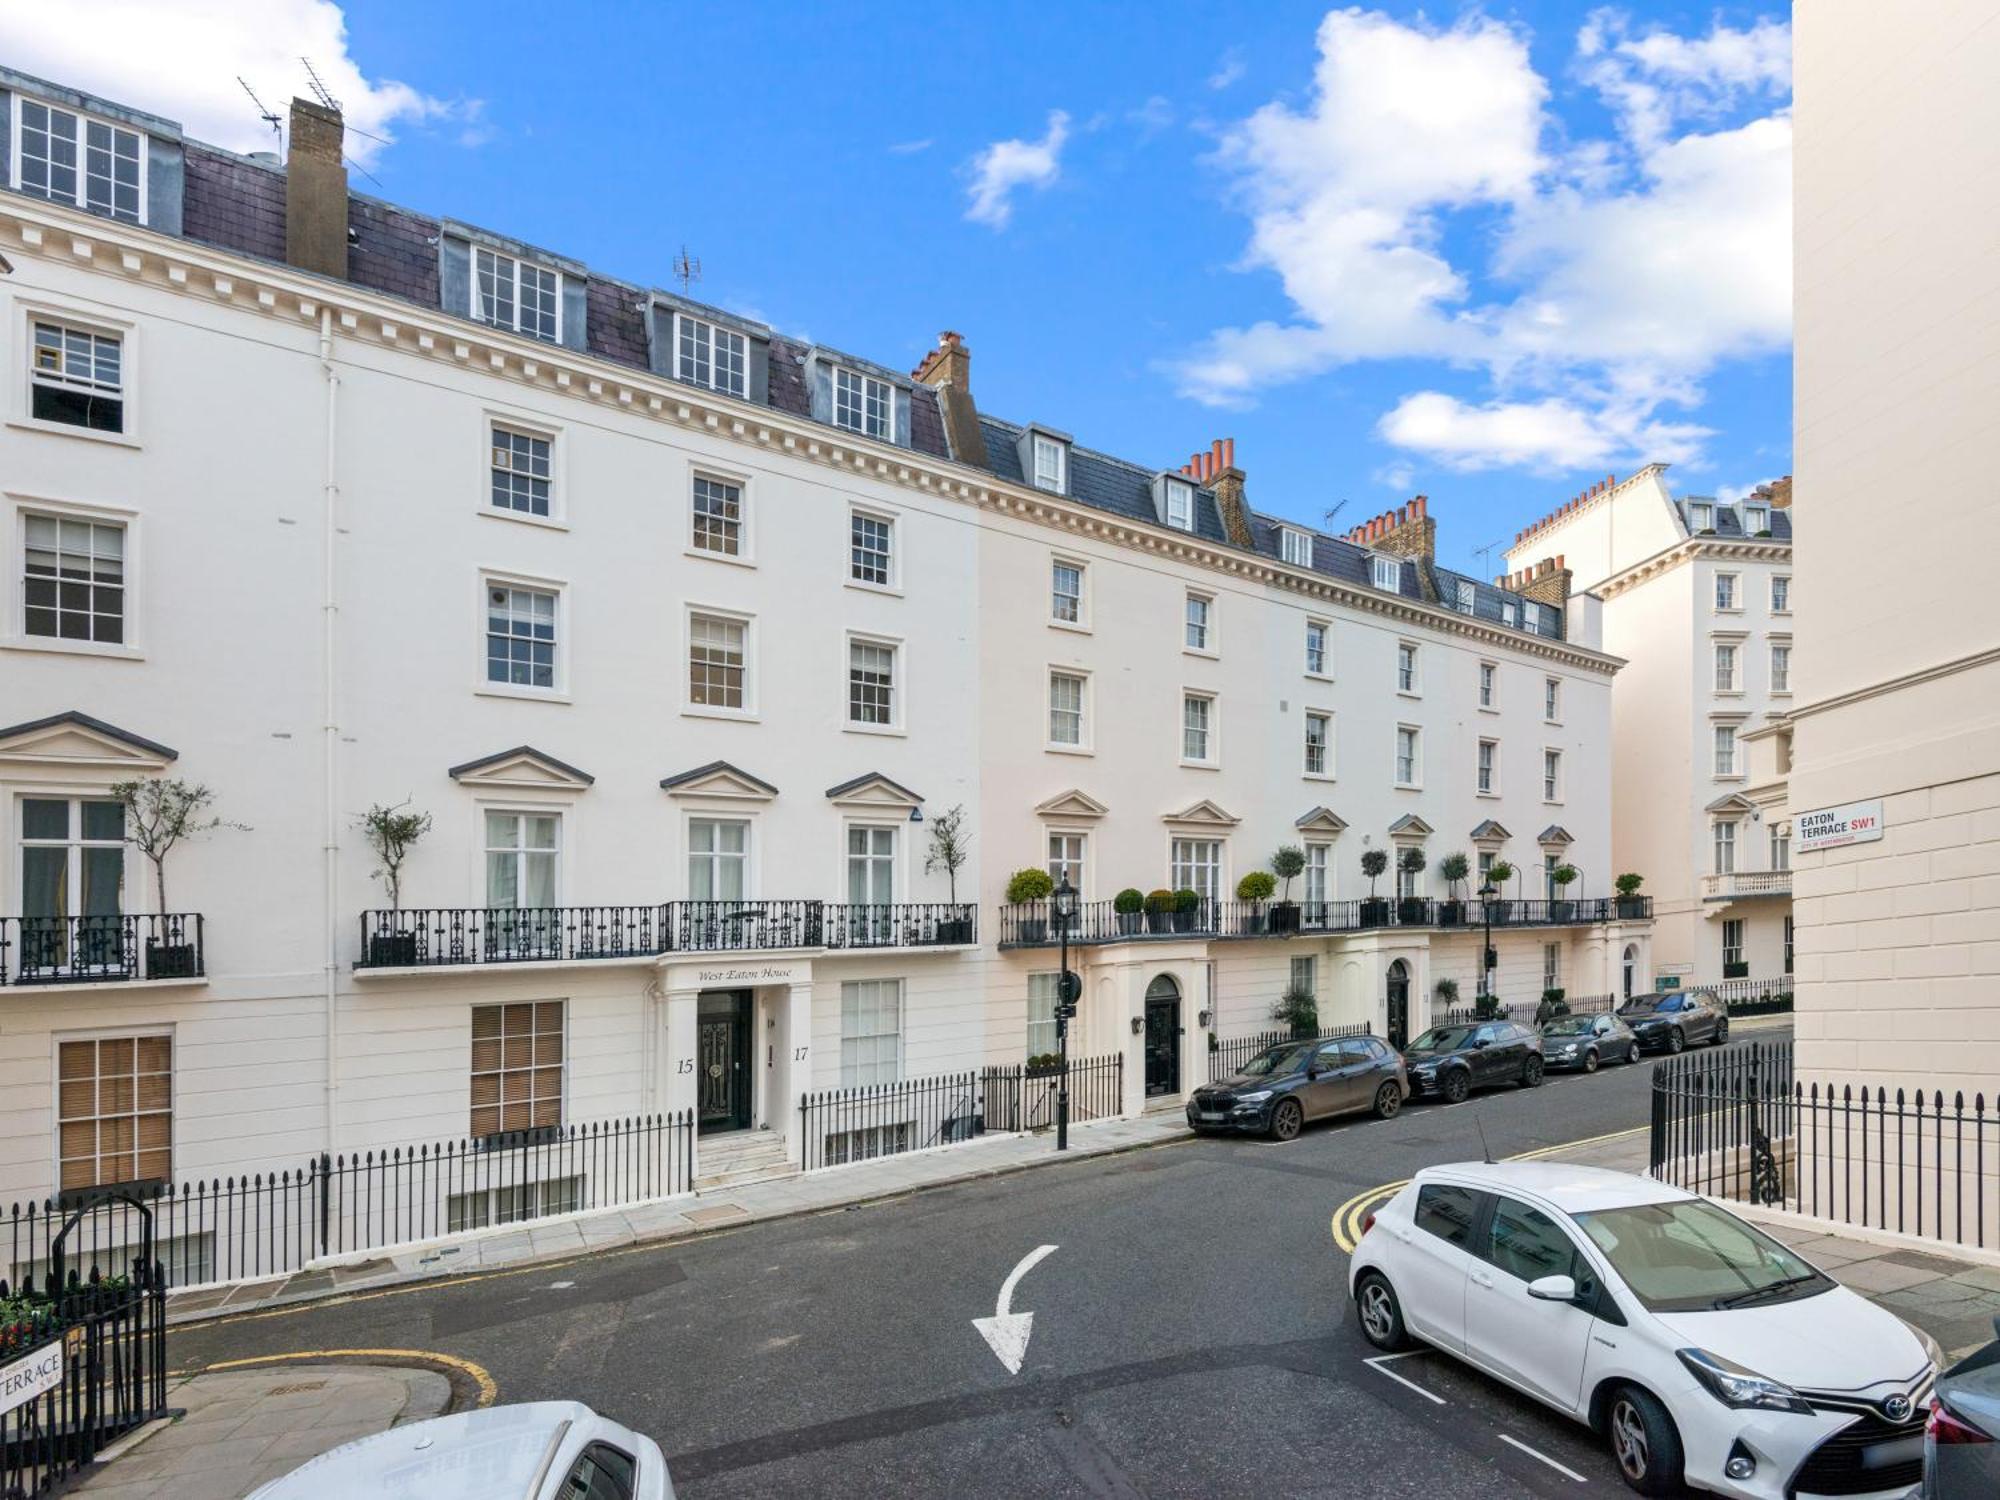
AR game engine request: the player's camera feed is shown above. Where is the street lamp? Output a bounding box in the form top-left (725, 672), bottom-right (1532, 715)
top-left (1478, 880), bottom-right (1498, 1009)
top-left (1052, 878), bottom-right (1080, 1152)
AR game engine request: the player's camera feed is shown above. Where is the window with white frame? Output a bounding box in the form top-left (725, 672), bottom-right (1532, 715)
top-left (21, 796), bottom-right (125, 924)
top-left (1050, 560), bottom-right (1083, 624)
top-left (1395, 725), bottom-right (1420, 786)
top-left (1714, 723), bottom-right (1738, 776)
top-left (847, 637), bottom-right (898, 726)
top-left (489, 425), bottom-right (551, 517)
top-left (690, 473), bottom-right (744, 557)
top-left (1170, 839), bottom-right (1222, 902)
top-left (1714, 572), bottom-right (1739, 610)
top-left (1164, 479), bottom-right (1193, 531)
top-left (1543, 748), bottom-right (1562, 802)
top-left (1477, 739), bottom-right (1496, 795)
top-left (1182, 693), bottom-right (1214, 763)
top-left (486, 584), bottom-right (558, 689)
top-left (1397, 848), bottom-right (1423, 899)
top-left (1691, 502), bottom-right (1714, 530)
top-left (1456, 580), bottom-right (1476, 614)
top-left (1304, 619), bottom-right (1328, 676)
top-left (688, 817), bottom-right (748, 899)
top-left (1501, 600), bottom-right (1518, 628)
top-left (485, 811), bottom-right (559, 908)
top-left (1544, 677), bottom-right (1561, 721)
top-left (1723, 919), bottom-right (1745, 970)
top-left (1031, 434), bottom-right (1066, 493)
top-left (1184, 592), bottom-right (1212, 651)
top-left (24, 513), bottom-right (124, 643)
top-left (849, 510), bottom-right (893, 586)
top-left (1523, 605), bottom-right (1543, 637)
top-left (1478, 662), bottom-right (1496, 709)
top-left (1290, 954), bottom-right (1316, 995)
top-left (1305, 844), bottom-right (1331, 906)
top-left (1543, 943), bottom-right (1561, 991)
top-left (1713, 642), bottom-right (1738, 692)
top-left (1049, 671), bottom-right (1086, 747)
top-left (1372, 556), bottom-right (1401, 591)
top-left (676, 315), bottom-right (749, 398)
top-left (1771, 574), bottom-right (1791, 613)
top-left (1543, 853), bottom-right (1561, 899)
top-left (57, 1035), bottom-right (170, 1191)
top-left (1770, 643), bottom-right (1791, 693)
top-left (688, 612), bottom-right (747, 709)
top-left (1744, 504), bottom-right (1768, 533)
top-left (840, 979), bottom-right (902, 1086)
top-left (1396, 642), bottom-right (1418, 693)
top-left (16, 100), bottom-right (142, 222)
top-left (1770, 824), bottom-right (1790, 871)
top-left (1026, 973), bottom-right (1061, 1059)
top-left (1047, 831), bottom-right (1086, 893)
top-left (449, 1175), bottom-right (581, 1232)
top-left (1712, 819), bottom-right (1736, 874)
top-left (1280, 528), bottom-right (1311, 566)
top-left (1477, 850), bottom-right (1495, 885)
top-left (832, 367), bottom-right (891, 439)
top-left (472, 247), bottom-right (559, 343)
top-left (470, 1002), bottom-right (564, 1137)
top-left (1304, 711), bottom-right (1331, 777)
top-left (30, 319), bottom-right (124, 432)
top-left (846, 825), bottom-right (895, 904)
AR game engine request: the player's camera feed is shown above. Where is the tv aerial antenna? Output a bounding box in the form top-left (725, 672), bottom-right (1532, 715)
top-left (1322, 499), bottom-right (1348, 532)
top-left (300, 56), bottom-right (341, 112)
top-left (672, 246), bottom-right (702, 297)
top-left (238, 78), bottom-right (282, 151)
top-left (1472, 538), bottom-right (1504, 581)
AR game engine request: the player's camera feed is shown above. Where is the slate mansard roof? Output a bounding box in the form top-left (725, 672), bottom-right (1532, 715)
top-left (1673, 496), bottom-right (1794, 543)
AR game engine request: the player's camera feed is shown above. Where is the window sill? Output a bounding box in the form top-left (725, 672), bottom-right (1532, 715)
top-left (1477, 704), bottom-right (1500, 715)
top-left (1183, 647), bottom-right (1219, 661)
top-left (1771, 609), bottom-right (1793, 618)
top-left (1713, 606), bottom-right (1745, 616)
top-left (683, 546), bottom-right (756, 569)
top-left (6, 416), bottom-right (140, 450)
top-left (1396, 689), bottom-right (1422, 700)
top-left (1771, 688), bottom-right (1793, 698)
top-left (683, 705), bottom-right (760, 724)
top-left (1712, 689), bottom-right (1745, 699)
top-left (1, 635), bottom-right (144, 661)
top-left (476, 685), bottom-right (571, 705)
top-left (1179, 759), bottom-right (1220, 772)
top-left (481, 507), bottom-right (570, 533)
top-left (1303, 670), bottom-right (1333, 683)
top-left (845, 579), bottom-right (904, 599)
top-left (1302, 771), bottom-right (1335, 783)
top-left (845, 723), bottom-right (907, 738)
top-left (1045, 743), bottom-right (1095, 757)
top-left (1711, 773), bottom-right (1746, 783)
top-left (1476, 789), bottom-right (1501, 799)
top-left (1394, 782), bottom-right (1422, 793)
top-left (1543, 718), bottom-right (1563, 728)
top-left (1049, 619), bottom-right (1092, 636)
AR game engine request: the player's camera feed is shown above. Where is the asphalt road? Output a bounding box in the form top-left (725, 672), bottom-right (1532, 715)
top-left (173, 1026), bottom-right (1792, 1498)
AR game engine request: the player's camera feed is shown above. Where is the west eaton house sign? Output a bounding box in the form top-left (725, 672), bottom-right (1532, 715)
top-left (1796, 799), bottom-right (1887, 854)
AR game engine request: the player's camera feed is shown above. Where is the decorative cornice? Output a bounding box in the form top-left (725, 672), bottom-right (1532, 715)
top-left (1593, 535), bottom-right (1794, 602)
top-left (1, 195), bottom-right (1626, 674)
top-left (1785, 642), bottom-right (2000, 724)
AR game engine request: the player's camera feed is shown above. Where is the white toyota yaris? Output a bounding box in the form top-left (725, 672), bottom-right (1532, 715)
top-left (1348, 1162), bottom-right (1941, 1498)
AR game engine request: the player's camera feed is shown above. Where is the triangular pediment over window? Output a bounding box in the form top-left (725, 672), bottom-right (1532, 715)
top-left (0, 711), bottom-right (176, 772)
top-left (1387, 814), bottom-right (1434, 838)
top-left (1035, 788), bottom-right (1109, 820)
top-left (449, 745), bottom-right (594, 791)
top-left (1163, 799), bottom-right (1240, 828)
top-left (1294, 807), bottom-right (1347, 835)
top-left (1537, 824), bottom-right (1576, 846)
top-left (825, 772), bottom-right (922, 810)
top-left (1704, 793), bottom-right (1757, 816)
top-left (659, 759), bottom-right (777, 802)
top-left (1469, 819), bottom-right (1511, 844)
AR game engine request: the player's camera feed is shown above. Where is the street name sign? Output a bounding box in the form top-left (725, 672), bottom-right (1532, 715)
top-left (0, 1340), bottom-right (61, 1417)
top-left (1796, 799), bottom-right (1885, 854)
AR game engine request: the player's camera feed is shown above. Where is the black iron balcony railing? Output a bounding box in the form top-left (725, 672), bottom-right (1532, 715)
top-left (0, 914), bottom-right (206, 985)
top-left (356, 901), bottom-right (979, 970)
top-left (996, 893), bottom-right (1652, 947)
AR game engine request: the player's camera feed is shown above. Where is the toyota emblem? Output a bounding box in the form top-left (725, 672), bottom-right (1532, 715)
top-left (1883, 1394), bottom-right (1912, 1423)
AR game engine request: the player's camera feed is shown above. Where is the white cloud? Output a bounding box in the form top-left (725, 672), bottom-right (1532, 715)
top-left (1128, 96), bottom-right (1175, 138)
top-left (889, 139), bottom-right (934, 156)
top-left (1170, 7), bottom-right (1792, 473)
top-left (964, 110), bottom-right (1070, 229)
top-left (0, 0), bottom-right (480, 168)
top-left (1208, 50), bottom-right (1247, 91)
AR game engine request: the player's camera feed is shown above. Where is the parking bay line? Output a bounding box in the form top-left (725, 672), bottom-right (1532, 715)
top-left (1362, 1352), bottom-right (1447, 1405)
top-left (1497, 1432), bottom-right (1587, 1482)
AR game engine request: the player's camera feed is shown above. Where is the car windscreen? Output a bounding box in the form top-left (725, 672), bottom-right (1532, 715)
top-left (1575, 1199), bottom-right (1832, 1312)
top-left (1237, 1043), bottom-right (1315, 1078)
top-left (1542, 1017), bottom-right (1596, 1036)
top-left (1408, 1026), bottom-right (1474, 1052)
top-left (1619, 999), bottom-right (1665, 1015)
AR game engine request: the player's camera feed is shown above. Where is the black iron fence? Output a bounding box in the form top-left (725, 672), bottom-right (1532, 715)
top-left (4, 1114), bottom-right (694, 1293)
top-left (997, 894), bottom-right (1651, 947)
top-left (0, 914), bottom-right (205, 986)
top-left (1692, 975), bottom-right (1795, 1014)
top-left (799, 1055), bottom-right (1125, 1171)
top-left (358, 902), bottom-right (977, 968)
top-left (1439, 994), bottom-right (1617, 1028)
top-left (1651, 1042), bottom-right (2000, 1250)
top-left (1209, 1022), bottom-right (1374, 1082)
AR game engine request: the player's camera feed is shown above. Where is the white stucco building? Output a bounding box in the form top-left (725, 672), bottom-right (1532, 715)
top-left (0, 72), bottom-right (1646, 1216)
top-left (1502, 467), bottom-right (1794, 995)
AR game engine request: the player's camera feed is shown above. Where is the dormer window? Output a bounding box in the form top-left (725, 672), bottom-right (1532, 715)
top-left (677, 314), bottom-right (749, 399)
top-left (1372, 556), bottom-right (1401, 592)
top-left (833, 367), bottom-right (892, 440)
top-left (1501, 600), bottom-right (1518, 627)
top-left (1523, 605), bottom-right (1542, 636)
top-left (1691, 502), bottom-right (1714, 531)
top-left (1745, 504), bottom-right (1768, 533)
top-left (1280, 528), bottom-right (1311, 567)
top-left (14, 98), bottom-right (143, 223)
top-left (1456, 581), bottom-right (1475, 614)
top-left (1165, 480), bottom-right (1192, 531)
top-left (1031, 434), bottom-right (1067, 493)
top-left (473, 247), bottom-right (560, 343)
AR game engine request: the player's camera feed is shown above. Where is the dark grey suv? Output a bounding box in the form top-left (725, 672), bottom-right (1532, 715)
top-left (1189, 1035), bottom-right (1408, 1141)
top-left (1402, 1021), bottom-right (1544, 1102)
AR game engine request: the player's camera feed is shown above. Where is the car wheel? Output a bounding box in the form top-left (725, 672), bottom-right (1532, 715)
top-left (1666, 1027), bottom-right (1686, 1055)
top-left (1354, 1272), bottom-right (1413, 1352)
top-left (1712, 1019), bottom-right (1729, 1046)
top-left (1606, 1385), bottom-right (1685, 1496)
top-left (1521, 1055), bottom-right (1545, 1088)
top-left (1372, 1081), bottom-right (1402, 1120)
top-left (1269, 1098), bottom-right (1304, 1142)
top-left (1626, 1041), bottom-right (1642, 1065)
top-left (1582, 1048), bottom-right (1600, 1074)
top-left (1440, 1069), bottom-right (1471, 1104)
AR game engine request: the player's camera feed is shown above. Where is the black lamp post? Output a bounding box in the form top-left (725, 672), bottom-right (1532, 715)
top-left (1478, 880), bottom-right (1497, 1008)
top-left (1052, 877), bottom-right (1080, 1152)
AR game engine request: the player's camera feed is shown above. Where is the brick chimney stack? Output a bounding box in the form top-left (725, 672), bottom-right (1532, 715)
top-left (1759, 475), bottom-right (1793, 509)
top-left (1343, 496), bottom-right (1436, 564)
top-left (284, 96), bottom-right (348, 280)
top-left (910, 331), bottom-right (988, 467)
top-left (1499, 555), bottom-right (1574, 610)
top-left (1179, 438), bottom-right (1254, 548)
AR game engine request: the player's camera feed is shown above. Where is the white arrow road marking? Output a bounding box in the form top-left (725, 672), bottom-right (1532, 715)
top-left (1362, 1353), bottom-right (1447, 1405)
top-left (973, 1243), bottom-right (1058, 1375)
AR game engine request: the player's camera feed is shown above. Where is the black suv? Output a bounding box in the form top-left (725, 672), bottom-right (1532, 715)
top-left (1189, 1035), bottom-right (1408, 1141)
top-left (1402, 1021), bottom-right (1544, 1102)
top-left (1617, 990), bottom-right (1729, 1053)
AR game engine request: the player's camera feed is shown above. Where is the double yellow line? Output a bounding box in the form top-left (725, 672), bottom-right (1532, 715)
top-left (1327, 1125), bottom-right (1648, 1252)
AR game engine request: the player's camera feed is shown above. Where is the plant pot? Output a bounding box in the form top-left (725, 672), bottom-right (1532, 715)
top-left (1438, 900), bottom-right (1465, 927)
top-left (1015, 918), bottom-right (1049, 946)
top-left (1238, 909), bottom-right (1268, 935)
top-left (1171, 908), bottom-right (1197, 933)
top-left (1116, 911), bottom-right (1141, 936)
top-left (1549, 900), bottom-right (1575, 923)
top-left (366, 932), bottom-right (419, 967)
top-left (144, 940), bottom-right (197, 979)
top-left (1025, 1063), bottom-right (1065, 1080)
top-left (1397, 898), bottom-right (1429, 925)
top-left (937, 918), bottom-right (975, 945)
top-left (1269, 902), bottom-right (1300, 934)
top-left (1146, 909), bottom-right (1173, 934)
top-left (1616, 897), bottom-right (1647, 919)
top-left (1359, 898), bottom-right (1390, 927)
top-left (1723, 961), bottom-right (1749, 979)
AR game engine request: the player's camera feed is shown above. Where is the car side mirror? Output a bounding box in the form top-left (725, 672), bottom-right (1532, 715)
top-left (1471, 1038), bottom-right (1489, 1049)
top-left (1526, 1274), bottom-right (1578, 1303)
top-left (1306, 1064), bottom-right (1321, 1079)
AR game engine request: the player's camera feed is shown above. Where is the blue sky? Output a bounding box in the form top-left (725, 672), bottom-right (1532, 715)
top-left (9, 2), bottom-right (1793, 577)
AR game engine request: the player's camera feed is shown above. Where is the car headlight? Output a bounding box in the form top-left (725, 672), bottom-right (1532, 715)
top-left (1559, 1043), bottom-right (1579, 1054)
top-left (1237, 1090), bottom-right (1273, 1103)
top-left (1676, 1348), bottom-right (1813, 1414)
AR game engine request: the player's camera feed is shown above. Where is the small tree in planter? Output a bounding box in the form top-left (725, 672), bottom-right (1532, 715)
top-left (1272, 981), bottom-right (1317, 1039)
top-left (1549, 863), bottom-right (1579, 920)
top-left (1474, 990), bottom-right (1504, 1020)
top-left (1006, 867), bottom-right (1054, 944)
top-left (1144, 888), bottom-right (1176, 934)
top-left (1234, 870), bottom-right (1276, 933)
top-left (1396, 847), bottom-right (1429, 923)
top-left (1437, 852), bottom-right (1470, 925)
top-left (1114, 887), bottom-right (1145, 935)
top-left (1171, 887), bottom-right (1202, 933)
top-left (1434, 976), bottom-right (1459, 1017)
top-left (1485, 860), bottom-right (1516, 923)
top-left (1614, 871), bottom-right (1647, 919)
top-left (924, 805), bottom-right (975, 941)
top-left (357, 799), bottom-right (432, 966)
top-left (1359, 848), bottom-right (1389, 924)
top-left (110, 777), bottom-right (244, 978)
top-left (1536, 987), bottom-right (1570, 1024)
top-left (1025, 1051), bottom-right (1066, 1077)
top-left (1269, 845), bottom-right (1305, 933)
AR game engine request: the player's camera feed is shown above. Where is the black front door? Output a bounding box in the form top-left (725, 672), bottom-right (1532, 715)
top-left (1143, 993), bottom-right (1181, 1097)
top-left (1386, 966), bottom-right (1410, 1049)
top-left (697, 991), bottom-right (753, 1134)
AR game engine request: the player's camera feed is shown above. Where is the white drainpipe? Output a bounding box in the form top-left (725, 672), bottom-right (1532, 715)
top-left (319, 306), bottom-right (342, 1146)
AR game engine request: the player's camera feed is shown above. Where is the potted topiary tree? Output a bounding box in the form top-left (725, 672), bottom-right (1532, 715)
top-left (1485, 860), bottom-right (1516, 924)
top-left (924, 804), bottom-right (975, 943)
top-left (1144, 888), bottom-right (1176, 935)
top-left (1272, 980), bottom-right (1317, 1039)
top-left (1614, 871), bottom-right (1647, 920)
top-left (1437, 852), bottom-right (1470, 926)
top-left (1396, 847), bottom-right (1429, 924)
top-left (1171, 887), bottom-right (1202, 933)
top-left (1434, 976), bottom-right (1459, 1018)
top-left (110, 777), bottom-right (245, 979)
top-left (1536, 987), bottom-right (1570, 1024)
top-left (1114, 887), bottom-right (1145, 936)
top-left (1549, 863), bottom-right (1579, 921)
top-left (1235, 870), bottom-right (1276, 933)
top-left (1268, 845), bottom-right (1305, 934)
top-left (1006, 867), bottom-right (1054, 943)
top-left (357, 798), bottom-right (432, 967)
top-left (1359, 848), bottom-right (1389, 926)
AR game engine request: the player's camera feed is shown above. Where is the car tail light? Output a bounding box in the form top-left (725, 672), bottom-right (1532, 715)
top-left (1360, 1212), bottom-right (1377, 1237)
top-left (1929, 1397), bottom-right (1992, 1445)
